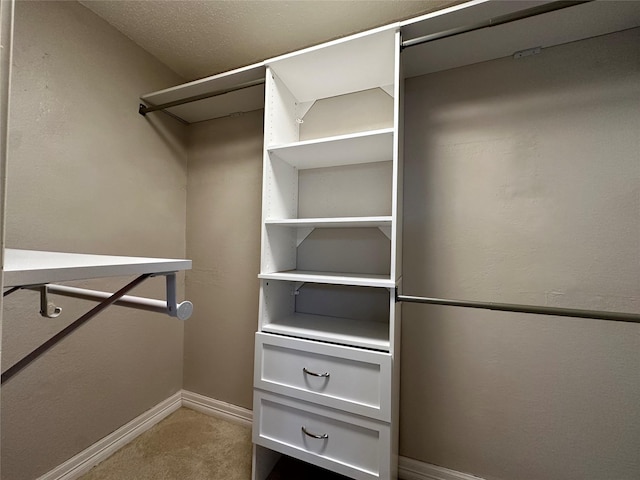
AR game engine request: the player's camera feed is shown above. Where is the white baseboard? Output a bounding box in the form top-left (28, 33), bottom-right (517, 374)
top-left (37, 391), bottom-right (182, 480)
top-left (181, 389), bottom-right (253, 427)
top-left (399, 457), bottom-right (486, 480)
top-left (39, 390), bottom-right (482, 480)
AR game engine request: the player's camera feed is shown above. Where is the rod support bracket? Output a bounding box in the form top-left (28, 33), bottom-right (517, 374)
top-left (164, 273), bottom-right (193, 320)
top-left (39, 285), bottom-right (62, 318)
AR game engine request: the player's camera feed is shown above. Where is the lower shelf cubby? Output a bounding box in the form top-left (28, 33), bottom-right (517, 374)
top-left (259, 280), bottom-right (393, 350)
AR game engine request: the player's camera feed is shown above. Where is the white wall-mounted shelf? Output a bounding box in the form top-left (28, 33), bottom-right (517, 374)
top-left (268, 128), bottom-right (394, 169)
top-left (3, 249), bottom-right (192, 287)
top-left (263, 313), bottom-right (390, 351)
top-left (259, 270), bottom-right (394, 288)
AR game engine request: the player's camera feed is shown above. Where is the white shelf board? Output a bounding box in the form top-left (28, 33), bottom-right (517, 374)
top-left (259, 270), bottom-right (394, 288)
top-left (268, 128), bottom-right (394, 169)
top-left (267, 26), bottom-right (397, 103)
top-left (263, 313), bottom-right (390, 351)
top-left (402, 0), bottom-right (640, 79)
top-left (265, 216), bottom-right (392, 228)
top-left (3, 249), bottom-right (192, 287)
top-left (140, 62), bottom-right (266, 124)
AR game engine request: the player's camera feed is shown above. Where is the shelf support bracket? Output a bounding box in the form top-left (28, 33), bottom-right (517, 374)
top-left (297, 227), bottom-right (314, 247)
top-left (295, 101), bottom-right (315, 124)
top-left (378, 226), bottom-right (392, 240)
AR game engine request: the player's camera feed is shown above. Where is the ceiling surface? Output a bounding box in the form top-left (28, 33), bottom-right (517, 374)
top-left (79, 0), bottom-right (460, 81)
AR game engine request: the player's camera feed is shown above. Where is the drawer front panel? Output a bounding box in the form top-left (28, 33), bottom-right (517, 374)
top-left (253, 391), bottom-right (391, 480)
top-left (255, 332), bottom-right (392, 420)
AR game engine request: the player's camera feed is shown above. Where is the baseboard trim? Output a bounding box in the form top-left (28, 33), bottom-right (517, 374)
top-left (181, 389), bottom-right (253, 427)
top-left (39, 390), bottom-right (482, 480)
top-left (37, 391), bottom-right (182, 480)
top-left (399, 457), bottom-right (486, 480)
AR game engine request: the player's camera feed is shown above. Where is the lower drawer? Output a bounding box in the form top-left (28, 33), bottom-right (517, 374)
top-left (253, 390), bottom-right (392, 480)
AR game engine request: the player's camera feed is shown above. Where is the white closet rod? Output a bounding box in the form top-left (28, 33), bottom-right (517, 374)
top-left (36, 283), bottom-right (193, 321)
top-left (401, 0), bottom-right (593, 49)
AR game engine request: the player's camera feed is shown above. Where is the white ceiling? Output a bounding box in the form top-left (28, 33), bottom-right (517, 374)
top-left (79, 0), bottom-right (461, 81)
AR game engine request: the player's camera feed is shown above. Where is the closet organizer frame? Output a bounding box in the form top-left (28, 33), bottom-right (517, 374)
top-left (1, 249), bottom-right (193, 384)
top-left (137, 0), bottom-right (640, 322)
top-left (250, 23), bottom-right (403, 480)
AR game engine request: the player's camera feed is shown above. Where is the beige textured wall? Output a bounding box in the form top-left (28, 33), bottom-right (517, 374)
top-left (1, 2), bottom-right (187, 479)
top-left (401, 28), bottom-right (640, 480)
top-left (0, 2), bottom-right (15, 477)
top-left (183, 110), bottom-right (263, 408)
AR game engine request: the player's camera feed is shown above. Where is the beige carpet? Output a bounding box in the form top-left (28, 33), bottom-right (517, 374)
top-left (79, 407), bottom-right (350, 479)
top-left (79, 407), bottom-right (252, 480)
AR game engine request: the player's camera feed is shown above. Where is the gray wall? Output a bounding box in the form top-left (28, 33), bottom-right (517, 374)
top-left (401, 28), bottom-right (640, 480)
top-left (183, 110), bottom-right (263, 409)
top-left (1, 2), bottom-right (187, 479)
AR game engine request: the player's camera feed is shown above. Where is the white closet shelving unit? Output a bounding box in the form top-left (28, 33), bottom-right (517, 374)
top-left (252, 25), bottom-right (402, 480)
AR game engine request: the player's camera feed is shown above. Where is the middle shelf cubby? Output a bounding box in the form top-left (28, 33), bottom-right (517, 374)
top-left (260, 225), bottom-right (392, 282)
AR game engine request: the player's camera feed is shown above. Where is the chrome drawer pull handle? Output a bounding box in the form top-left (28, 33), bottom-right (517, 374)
top-left (303, 367), bottom-right (330, 378)
top-left (301, 426), bottom-right (328, 439)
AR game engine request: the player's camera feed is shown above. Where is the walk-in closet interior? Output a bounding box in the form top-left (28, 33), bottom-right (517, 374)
top-left (1, 1), bottom-right (639, 480)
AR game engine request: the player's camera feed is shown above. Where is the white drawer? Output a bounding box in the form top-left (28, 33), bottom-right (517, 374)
top-left (253, 390), bottom-right (392, 480)
top-left (254, 332), bottom-right (392, 420)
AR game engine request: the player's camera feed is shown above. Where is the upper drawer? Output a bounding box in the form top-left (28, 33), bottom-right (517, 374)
top-left (254, 332), bottom-right (392, 420)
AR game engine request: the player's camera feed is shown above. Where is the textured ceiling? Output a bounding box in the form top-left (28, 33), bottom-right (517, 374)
top-left (79, 0), bottom-right (460, 81)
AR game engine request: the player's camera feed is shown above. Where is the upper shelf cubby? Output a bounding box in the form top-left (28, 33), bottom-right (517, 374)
top-left (267, 26), bottom-right (397, 104)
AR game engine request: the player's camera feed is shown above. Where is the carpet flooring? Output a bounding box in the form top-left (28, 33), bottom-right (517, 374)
top-left (79, 408), bottom-right (252, 480)
top-left (78, 407), bottom-right (350, 480)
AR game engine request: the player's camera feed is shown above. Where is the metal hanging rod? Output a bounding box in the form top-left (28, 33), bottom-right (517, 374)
top-left (397, 294), bottom-right (640, 324)
top-left (139, 77), bottom-right (265, 117)
top-left (401, 1), bottom-right (593, 50)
